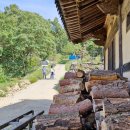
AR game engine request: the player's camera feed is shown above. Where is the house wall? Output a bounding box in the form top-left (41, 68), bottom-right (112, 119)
top-left (104, 0), bottom-right (130, 80)
top-left (122, 18), bottom-right (130, 79)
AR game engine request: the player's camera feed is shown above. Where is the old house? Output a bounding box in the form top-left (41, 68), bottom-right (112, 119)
top-left (55, 0), bottom-right (130, 80)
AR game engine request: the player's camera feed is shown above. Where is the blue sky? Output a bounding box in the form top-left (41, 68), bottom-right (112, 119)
top-left (0, 0), bottom-right (62, 24)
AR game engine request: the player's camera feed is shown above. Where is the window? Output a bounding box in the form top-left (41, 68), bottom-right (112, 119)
top-left (126, 12), bottom-right (130, 32)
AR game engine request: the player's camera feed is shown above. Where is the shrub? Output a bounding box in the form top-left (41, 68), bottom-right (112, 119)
top-left (0, 66), bottom-right (7, 83)
top-left (0, 90), bottom-right (6, 97)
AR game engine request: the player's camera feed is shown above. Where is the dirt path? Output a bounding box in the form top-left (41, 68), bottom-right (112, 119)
top-left (0, 64), bottom-right (65, 125)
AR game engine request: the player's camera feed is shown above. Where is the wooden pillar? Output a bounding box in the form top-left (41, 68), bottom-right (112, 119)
top-left (112, 41), bottom-right (115, 70)
top-left (118, 0), bottom-right (123, 76)
top-left (108, 43), bottom-right (113, 70)
top-left (104, 49), bottom-right (106, 70)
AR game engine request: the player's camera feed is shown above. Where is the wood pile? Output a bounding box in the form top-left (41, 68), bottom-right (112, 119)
top-left (36, 70), bottom-right (130, 130)
top-left (85, 70), bottom-right (130, 130)
top-left (36, 71), bottom-right (93, 130)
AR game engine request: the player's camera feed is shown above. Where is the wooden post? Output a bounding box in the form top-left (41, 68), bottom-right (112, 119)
top-left (108, 43), bottom-right (113, 70)
top-left (118, 0), bottom-right (123, 76)
top-left (104, 49), bottom-right (106, 70)
top-left (112, 40), bottom-right (115, 70)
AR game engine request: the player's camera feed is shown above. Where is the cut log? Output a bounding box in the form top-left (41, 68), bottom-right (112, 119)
top-left (93, 99), bottom-right (103, 112)
top-left (103, 98), bottom-right (130, 116)
top-left (90, 83), bottom-right (129, 99)
top-left (36, 112), bottom-right (79, 123)
top-left (89, 70), bottom-right (118, 81)
top-left (64, 72), bottom-right (76, 79)
top-left (36, 112), bottom-right (80, 130)
top-left (85, 80), bottom-right (124, 92)
top-left (46, 126), bottom-right (68, 130)
top-left (76, 69), bottom-right (85, 78)
top-left (53, 92), bottom-right (81, 105)
top-left (59, 83), bottom-right (81, 94)
top-left (59, 79), bottom-right (82, 87)
top-left (95, 111), bottom-right (104, 130)
top-left (101, 112), bottom-right (130, 130)
top-left (49, 99), bottom-right (92, 114)
top-left (93, 98), bottom-right (130, 112)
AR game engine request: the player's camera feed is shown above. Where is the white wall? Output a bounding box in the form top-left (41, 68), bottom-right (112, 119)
top-left (122, 17), bottom-right (130, 80)
top-left (114, 31), bottom-right (119, 69)
top-left (105, 49), bottom-right (108, 70)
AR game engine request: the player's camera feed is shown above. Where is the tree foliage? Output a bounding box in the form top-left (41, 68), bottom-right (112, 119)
top-left (0, 5), bottom-right (67, 77)
top-left (0, 4), bottom-right (102, 79)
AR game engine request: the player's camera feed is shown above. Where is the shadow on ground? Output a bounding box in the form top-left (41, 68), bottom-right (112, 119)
top-left (0, 99), bottom-right (52, 125)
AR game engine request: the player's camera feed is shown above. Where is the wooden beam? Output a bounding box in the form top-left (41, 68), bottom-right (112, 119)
top-left (79, 0), bottom-right (99, 10)
top-left (81, 13), bottom-right (105, 26)
top-left (81, 17), bottom-right (105, 33)
top-left (60, 1), bottom-right (76, 6)
top-left (62, 4), bottom-right (76, 9)
top-left (118, 0), bottom-right (123, 76)
top-left (97, 0), bottom-right (119, 15)
top-left (80, 8), bottom-right (101, 19)
top-left (82, 23), bottom-right (104, 36)
top-left (66, 21), bottom-right (79, 25)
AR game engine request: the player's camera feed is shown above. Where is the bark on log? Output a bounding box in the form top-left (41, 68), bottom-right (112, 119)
top-left (36, 112), bottom-right (80, 130)
top-left (76, 69), bottom-right (85, 78)
top-left (59, 83), bottom-right (81, 94)
top-left (93, 98), bottom-right (130, 112)
top-left (46, 126), bottom-right (68, 130)
top-left (90, 83), bottom-right (129, 99)
top-left (53, 92), bottom-right (81, 105)
top-left (103, 98), bottom-right (130, 116)
top-left (95, 111), bottom-right (104, 130)
top-left (59, 79), bottom-right (82, 87)
top-left (89, 70), bottom-right (118, 81)
top-left (101, 112), bottom-right (130, 130)
top-left (93, 99), bottom-right (103, 112)
top-left (85, 80), bottom-right (124, 92)
top-left (49, 99), bottom-right (92, 114)
top-left (64, 72), bottom-right (76, 79)
top-left (36, 112), bottom-right (79, 123)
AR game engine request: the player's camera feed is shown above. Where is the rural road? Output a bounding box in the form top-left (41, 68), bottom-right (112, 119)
top-left (0, 64), bottom-right (66, 125)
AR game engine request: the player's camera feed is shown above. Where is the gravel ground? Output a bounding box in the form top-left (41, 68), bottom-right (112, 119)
top-left (0, 64), bottom-right (65, 125)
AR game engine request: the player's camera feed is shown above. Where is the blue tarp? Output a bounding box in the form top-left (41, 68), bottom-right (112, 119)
top-left (69, 54), bottom-right (80, 60)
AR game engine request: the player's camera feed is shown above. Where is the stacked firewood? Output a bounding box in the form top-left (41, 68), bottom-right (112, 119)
top-left (85, 70), bottom-right (130, 130)
top-left (36, 71), bottom-right (93, 130)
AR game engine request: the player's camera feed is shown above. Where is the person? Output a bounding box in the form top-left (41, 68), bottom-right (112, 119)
top-left (42, 66), bottom-right (47, 79)
top-left (50, 65), bottom-right (55, 79)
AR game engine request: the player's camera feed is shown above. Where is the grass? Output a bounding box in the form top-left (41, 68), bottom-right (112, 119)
top-left (25, 65), bottom-right (50, 83)
top-left (0, 65), bottom-right (51, 97)
top-left (0, 78), bottom-right (18, 97)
